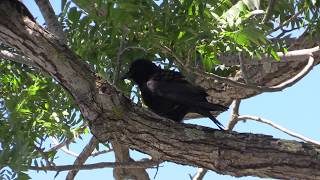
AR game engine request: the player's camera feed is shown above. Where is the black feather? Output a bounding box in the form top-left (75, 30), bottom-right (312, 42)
top-left (123, 59), bottom-right (228, 130)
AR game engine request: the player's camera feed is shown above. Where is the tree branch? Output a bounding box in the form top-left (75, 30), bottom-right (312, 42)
top-left (34, 0), bottom-right (67, 44)
top-left (237, 115), bottom-right (320, 146)
top-left (0, 49), bottom-right (38, 68)
top-left (28, 160), bottom-right (160, 172)
top-left (112, 142), bottom-right (150, 180)
top-left (160, 44), bottom-right (318, 93)
top-left (34, 145), bottom-right (55, 166)
top-left (66, 137), bottom-right (99, 180)
top-left (50, 137), bottom-right (79, 157)
top-left (268, 8), bottom-right (305, 34)
top-left (227, 99), bottom-right (241, 131)
top-left (113, 26), bottom-right (128, 85)
top-left (261, 0), bottom-right (275, 24)
top-left (191, 168), bottom-right (208, 180)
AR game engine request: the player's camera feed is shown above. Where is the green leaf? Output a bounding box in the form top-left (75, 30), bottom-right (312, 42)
top-left (270, 49), bottom-right (280, 61)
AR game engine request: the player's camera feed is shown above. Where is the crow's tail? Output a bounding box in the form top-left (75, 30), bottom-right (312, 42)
top-left (197, 109), bottom-right (224, 130)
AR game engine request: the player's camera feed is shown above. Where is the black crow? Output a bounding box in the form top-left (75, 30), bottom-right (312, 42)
top-left (122, 59), bottom-right (228, 130)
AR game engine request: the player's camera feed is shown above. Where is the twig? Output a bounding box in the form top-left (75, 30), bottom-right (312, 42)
top-left (91, 149), bottom-right (113, 157)
top-left (113, 26), bottom-right (129, 85)
top-left (34, 145), bottom-right (55, 166)
top-left (66, 137), bottom-right (99, 180)
top-left (47, 137), bottom-right (74, 152)
top-left (226, 99), bottom-right (241, 131)
top-left (34, 0), bottom-right (67, 44)
top-left (261, 0), bottom-right (275, 24)
top-left (50, 137), bottom-right (79, 157)
top-left (28, 160), bottom-right (160, 172)
top-left (269, 8), bottom-right (305, 34)
top-left (237, 115), bottom-right (320, 145)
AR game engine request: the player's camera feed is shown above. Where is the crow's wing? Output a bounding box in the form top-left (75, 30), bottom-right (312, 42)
top-left (146, 76), bottom-right (227, 111)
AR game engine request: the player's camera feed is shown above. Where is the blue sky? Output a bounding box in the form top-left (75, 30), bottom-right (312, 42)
top-left (22, 1), bottom-right (320, 179)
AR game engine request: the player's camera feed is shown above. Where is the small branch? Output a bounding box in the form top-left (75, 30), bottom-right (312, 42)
top-left (238, 53), bottom-right (251, 84)
top-left (34, 0), bottom-right (67, 44)
top-left (269, 8), bottom-right (304, 34)
top-left (50, 137), bottom-right (79, 157)
top-left (261, 0), bottom-right (275, 24)
top-left (34, 145), bottom-right (55, 166)
top-left (237, 115), bottom-right (320, 146)
top-left (113, 26), bottom-right (129, 85)
top-left (191, 168), bottom-right (208, 180)
top-left (160, 44), bottom-right (317, 92)
top-left (47, 137), bottom-right (74, 153)
top-left (28, 160), bottom-right (160, 172)
top-left (66, 137), bottom-right (99, 180)
top-left (226, 99), bottom-right (241, 131)
top-left (268, 54), bottom-right (314, 90)
top-left (91, 149), bottom-right (113, 157)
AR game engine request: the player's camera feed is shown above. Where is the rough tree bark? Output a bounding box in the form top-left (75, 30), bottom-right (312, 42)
top-left (0, 1), bottom-right (320, 179)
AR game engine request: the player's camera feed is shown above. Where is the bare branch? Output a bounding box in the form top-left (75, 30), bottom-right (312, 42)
top-left (66, 137), bottom-right (99, 180)
top-left (237, 115), bottom-right (320, 146)
top-left (0, 49), bottom-right (38, 68)
top-left (226, 99), bottom-right (241, 131)
top-left (238, 53), bottom-right (251, 84)
top-left (47, 137), bottom-right (74, 153)
top-left (91, 149), bottom-right (113, 157)
top-left (28, 160), bottom-right (160, 172)
top-left (262, 0), bottom-right (275, 24)
top-left (191, 168), bottom-right (208, 180)
top-left (34, 0), bottom-right (67, 44)
top-left (160, 44), bottom-right (317, 92)
top-left (220, 46), bottom-right (319, 66)
top-left (50, 137), bottom-right (79, 157)
top-left (268, 54), bottom-right (314, 90)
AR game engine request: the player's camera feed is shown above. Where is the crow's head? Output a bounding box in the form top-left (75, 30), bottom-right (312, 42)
top-left (122, 59), bottom-right (159, 85)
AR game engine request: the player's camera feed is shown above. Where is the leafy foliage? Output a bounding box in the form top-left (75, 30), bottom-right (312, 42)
top-left (0, 60), bottom-right (83, 178)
